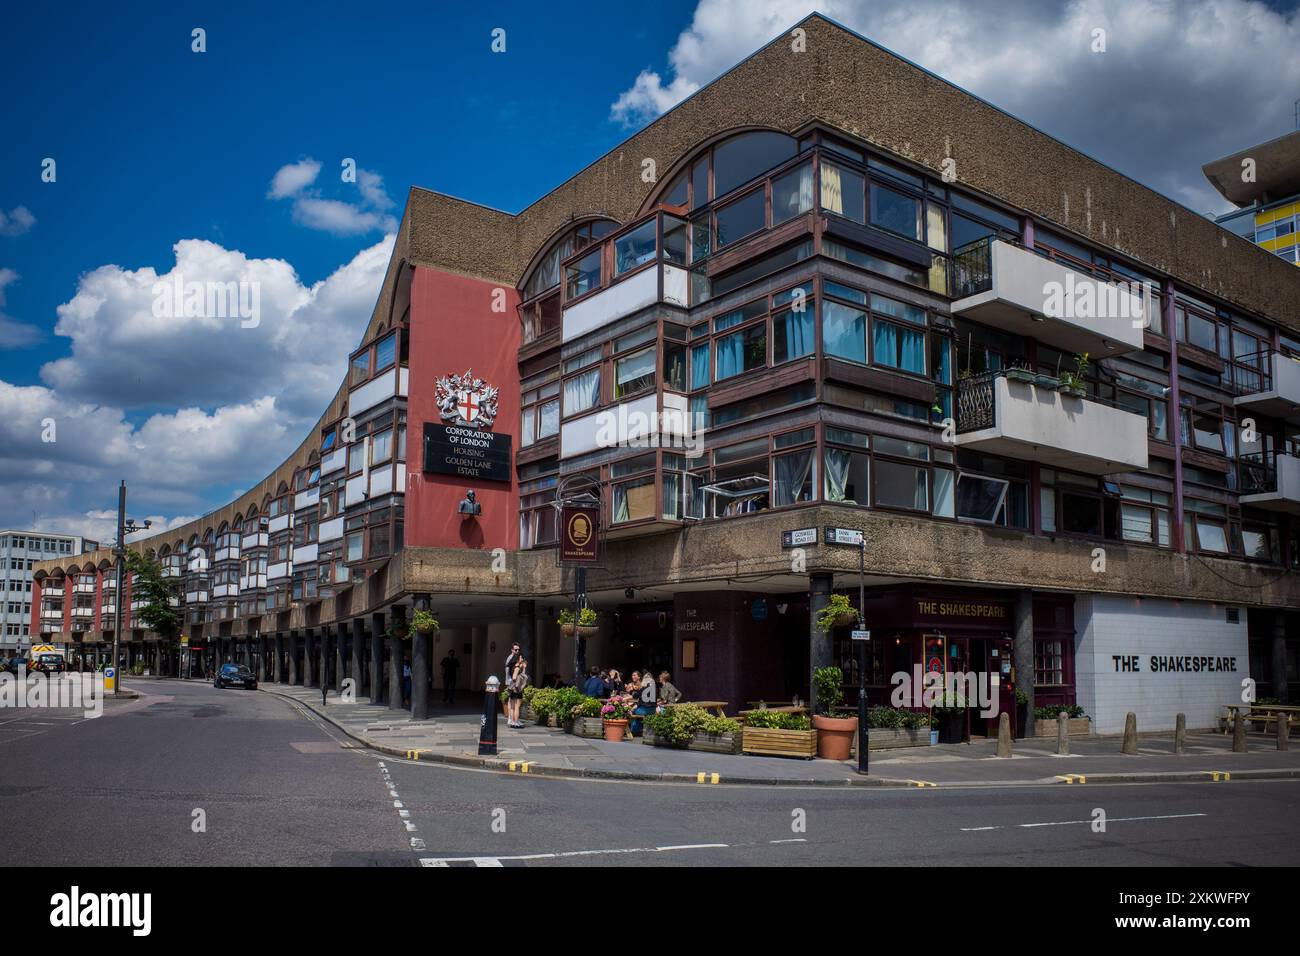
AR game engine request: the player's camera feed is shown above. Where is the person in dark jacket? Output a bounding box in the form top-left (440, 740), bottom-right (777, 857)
top-left (581, 666), bottom-right (605, 698)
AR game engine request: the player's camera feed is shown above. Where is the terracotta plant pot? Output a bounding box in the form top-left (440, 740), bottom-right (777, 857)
top-left (603, 718), bottom-right (629, 742)
top-left (812, 714), bottom-right (858, 760)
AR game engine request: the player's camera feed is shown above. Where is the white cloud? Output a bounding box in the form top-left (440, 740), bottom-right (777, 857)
top-left (0, 206), bottom-right (36, 238)
top-left (0, 235), bottom-right (393, 538)
top-left (267, 159), bottom-right (322, 199)
top-left (0, 269), bottom-right (41, 349)
top-left (269, 158), bottom-right (398, 235)
top-left (610, 0), bottom-right (1300, 216)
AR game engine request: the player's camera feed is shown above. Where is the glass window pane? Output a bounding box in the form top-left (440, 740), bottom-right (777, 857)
top-left (824, 448), bottom-right (869, 504)
top-left (715, 324), bottom-right (766, 381)
top-left (615, 347), bottom-right (656, 398)
top-left (1196, 518), bottom-right (1229, 553)
top-left (926, 201), bottom-right (947, 252)
top-left (664, 342), bottom-right (687, 391)
top-left (715, 189), bottom-right (765, 248)
top-left (566, 249), bottom-right (601, 298)
top-left (933, 468), bottom-right (955, 518)
top-left (820, 163), bottom-right (865, 222)
top-left (374, 333), bottom-right (397, 372)
top-left (871, 183), bottom-right (921, 240)
top-left (774, 448), bottom-right (815, 505)
top-left (822, 301), bottom-right (866, 363)
top-left (712, 131), bottom-right (796, 198)
top-left (773, 309), bottom-right (814, 363)
top-left (690, 343), bottom-right (710, 390)
top-left (538, 400), bottom-right (559, 439)
top-left (614, 220), bottom-right (657, 276)
top-left (564, 368), bottom-right (600, 415)
top-left (350, 352), bottom-right (370, 386)
top-left (772, 162), bottom-right (813, 224)
top-left (875, 459), bottom-right (927, 511)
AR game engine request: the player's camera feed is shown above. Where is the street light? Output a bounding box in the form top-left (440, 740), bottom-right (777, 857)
top-left (110, 480), bottom-right (150, 697)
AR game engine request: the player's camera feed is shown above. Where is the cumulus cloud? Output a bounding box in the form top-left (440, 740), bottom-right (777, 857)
top-left (0, 205), bottom-right (36, 238)
top-left (610, 0), bottom-right (1300, 216)
top-left (267, 158), bottom-right (322, 199)
top-left (0, 235), bottom-right (393, 539)
top-left (269, 158), bottom-right (399, 235)
top-left (0, 269), bottom-right (42, 349)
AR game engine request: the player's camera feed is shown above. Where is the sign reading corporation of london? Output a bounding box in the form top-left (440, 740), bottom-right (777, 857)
top-left (423, 369), bottom-right (511, 483)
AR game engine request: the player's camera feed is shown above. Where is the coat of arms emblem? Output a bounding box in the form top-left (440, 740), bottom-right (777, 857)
top-left (435, 370), bottom-right (499, 428)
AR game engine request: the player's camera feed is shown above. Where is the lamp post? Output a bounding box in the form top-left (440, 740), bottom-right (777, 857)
top-left (110, 480), bottom-right (150, 697)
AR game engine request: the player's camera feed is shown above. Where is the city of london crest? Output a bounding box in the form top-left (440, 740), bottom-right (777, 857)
top-left (436, 370), bottom-right (499, 428)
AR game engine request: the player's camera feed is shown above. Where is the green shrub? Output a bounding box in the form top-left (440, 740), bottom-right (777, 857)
top-left (648, 704), bottom-right (740, 743)
top-left (521, 685), bottom-right (537, 706)
top-left (529, 687), bottom-right (558, 719)
top-left (1034, 704), bottom-right (1087, 720)
top-left (744, 710), bottom-right (812, 731)
top-left (570, 696), bottom-right (602, 719)
top-left (813, 666), bottom-right (844, 716)
top-left (866, 706), bottom-right (931, 729)
top-left (815, 594), bottom-right (858, 635)
top-left (557, 606), bottom-right (597, 627)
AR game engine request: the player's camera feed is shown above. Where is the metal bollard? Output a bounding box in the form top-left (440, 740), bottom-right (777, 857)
top-left (479, 676), bottom-right (500, 756)
top-left (1122, 712), bottom-right (1137, 754)
top-left (1174, 713), bottom-right (1186, 755)
top-left (1057, 710), bottom-right (1069, 755)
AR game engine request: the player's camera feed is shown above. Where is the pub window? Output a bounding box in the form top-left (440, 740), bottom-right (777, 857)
top-left (519, 472), bottom-right (558, 548)
top-left (1034, 640), bottom-right (1066, 686)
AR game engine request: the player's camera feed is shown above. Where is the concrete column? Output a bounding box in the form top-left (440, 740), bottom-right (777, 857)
top-left (388, 608), bottom-right (407, 711)
top-left (1012, 589), bottom-right (1034, 737)
top-left (1273, 612), bottom-right (1290, 704)
top-left (350, 620), bottom-right (364, 698)
top-left (288, 631), bottom-right (300, 685)
top-left (319, 628), bottom-right (331, 692)
top-left (518, 600), bottom-right (536, 683)
top-left (274, 634), bottom-right (284, 683)
top-left (257, 637), bottom-right (268, 682)
top-left (412, 629), bottom-right (430, 721)
top-left (304, 629), bottom-right (317, 687)
top-left (371, 613), bottom-right (385, 706)
top-left (333, 625), bottom-right (344, 693)
top-left (808, 573), bottom-right (833, 704)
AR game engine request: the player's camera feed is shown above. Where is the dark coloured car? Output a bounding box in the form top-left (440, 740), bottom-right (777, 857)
top-left (214, 663), bottom-right (257, 690)
top-left (4, 656), bottom-right (30, 674)
top-left (31, 653), bottom-right (65, 674)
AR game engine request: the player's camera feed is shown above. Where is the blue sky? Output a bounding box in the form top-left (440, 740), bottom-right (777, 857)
top-left (2, 0), bottom-right (1299, 542)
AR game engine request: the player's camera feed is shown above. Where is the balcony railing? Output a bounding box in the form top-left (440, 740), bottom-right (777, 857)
top-left (1232, 350), bottom-right (1300, 424)
top-left (1240, 451), bottom-right (1300, 513)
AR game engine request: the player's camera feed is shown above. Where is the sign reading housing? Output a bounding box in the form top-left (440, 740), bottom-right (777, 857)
top-left (423, 422), bottom-right (512, 483)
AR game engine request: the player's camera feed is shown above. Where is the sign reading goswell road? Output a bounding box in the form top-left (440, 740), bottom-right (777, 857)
top-left (559, 504), bottom-right (600, 564)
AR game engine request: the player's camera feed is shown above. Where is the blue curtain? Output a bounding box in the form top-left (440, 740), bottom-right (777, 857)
top-left (690, 343), bottom-right (710, 389)
top-left (781, 310), bottom-right (813, 360)
top-left (901, 327), bottom-right (925, 374)
top-left (872, 320), bottom-right (898, 368)
top-left (716, 332), bottom-right (742, 381)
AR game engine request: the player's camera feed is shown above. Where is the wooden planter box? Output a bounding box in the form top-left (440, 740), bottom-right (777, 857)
top-left (861, 726), bottom-right (932, 750)
top-left (569, 716), bottom-right (604, 739)
top-left (643, 727), bottom-right (742, 754)
top-left (742, 726), bottom-right (818, 759)
top-left (1034, 717), bottom-right (1091, 737)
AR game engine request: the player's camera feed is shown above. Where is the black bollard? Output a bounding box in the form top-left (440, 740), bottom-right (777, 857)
top-left (479, 676), bottom-right (500, 756)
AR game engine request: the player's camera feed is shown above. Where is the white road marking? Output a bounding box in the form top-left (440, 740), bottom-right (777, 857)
top-left (961, 812), bottom-right (1207, 832)
top-left (770, 838), bottom-right (807, 844)
top-left (420, 843), bottom-right (730, 866)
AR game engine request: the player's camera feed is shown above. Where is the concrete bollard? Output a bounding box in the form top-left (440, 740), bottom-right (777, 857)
top-left (997, 711), bottom-right (1012, 757)
top-left (1122, 712), bottom-right (1138, 754)
top-left (1232, 708), bottom-right (1248, 753)
top-left (1057, 710), bottom-right (1069, 755)
top-left (1278, 713), bottom-right (1290, 752)
top-left (1174, 713), bottom-right (1186, 755)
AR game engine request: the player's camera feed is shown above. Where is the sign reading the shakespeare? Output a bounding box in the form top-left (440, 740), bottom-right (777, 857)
top-left (559, 504), bottom-right (600, 564)
top-left (423, 369), bottom-right (512, 483)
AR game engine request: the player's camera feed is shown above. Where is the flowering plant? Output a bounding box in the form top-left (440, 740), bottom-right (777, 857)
top-left (600, 694), bottom-right (635, 721)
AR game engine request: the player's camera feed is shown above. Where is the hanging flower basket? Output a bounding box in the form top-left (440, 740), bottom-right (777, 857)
top-left (410, 610), bottom-right (439, 635)
top-left (557, 607), bottom-right (597, 638)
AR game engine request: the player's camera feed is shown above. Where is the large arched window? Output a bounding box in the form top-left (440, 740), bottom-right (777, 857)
top-left (651, 129), bottom-right (799, 212)
top-left (519, 218), bottom-right (618, 345)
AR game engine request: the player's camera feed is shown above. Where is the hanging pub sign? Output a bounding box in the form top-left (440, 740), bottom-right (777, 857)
top-left (559, 503), bottom-right (600, 564)
top-left (423, 369), bottom-right (512, 483)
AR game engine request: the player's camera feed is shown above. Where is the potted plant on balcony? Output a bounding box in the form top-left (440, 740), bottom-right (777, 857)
top-left (1006, 362), bottom-right (1035, 385)
top-left (816, 594), bottom-right (859, 633)
top-left (601, 693), bottom-right (635, 741)
top-left (811, 666), bottom-right (858, 760)
top-left (558, 606), bottom-right (597, 639)
top-left (410, 610), bottom-right (439, 635)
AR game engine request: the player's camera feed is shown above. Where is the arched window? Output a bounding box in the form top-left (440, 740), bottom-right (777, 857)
top-left (652, 129), bottom-right (798, 212)
top-left (519, 219), bottom-right (620, 343)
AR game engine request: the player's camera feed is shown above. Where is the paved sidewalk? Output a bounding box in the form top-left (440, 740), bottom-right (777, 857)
top-left (256, 682), bottom-right (1300, 788)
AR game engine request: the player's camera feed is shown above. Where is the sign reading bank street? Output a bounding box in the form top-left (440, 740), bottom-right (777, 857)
top-left (422, 422), bottom-right (512, 483)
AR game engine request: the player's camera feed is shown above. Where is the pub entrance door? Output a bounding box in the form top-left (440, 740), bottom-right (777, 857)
top-left (965, 636), bottom-right (1016, 737)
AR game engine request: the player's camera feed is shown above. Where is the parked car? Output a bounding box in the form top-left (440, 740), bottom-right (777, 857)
top-left (4, 656), bottom-right (30, 674)
top-left (30, 653), bottom-right (66, 674)
top-left (214, 663), bottom-right (257, 690)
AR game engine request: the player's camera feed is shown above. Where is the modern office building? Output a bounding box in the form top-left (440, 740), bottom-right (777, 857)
top-left (2, 531), bottom-right (97, 653)
top-left (33, 15), bottom-right (1300, 731)
top-left (1203, 128), bottom-right (1300, 265)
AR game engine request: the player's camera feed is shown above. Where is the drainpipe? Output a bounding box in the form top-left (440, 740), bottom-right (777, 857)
top-left (1164, 279), bottom-right (1186, 553)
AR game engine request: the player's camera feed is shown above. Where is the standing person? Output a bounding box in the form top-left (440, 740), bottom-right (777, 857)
top-left (402, 658), bottom-right (412, 709)
top-left (631, 670), bottom-right (656, 736)
top-left (658, 671), bottom-right (682, 708)
top-left (507, 657), bottom-right (530, 727)
top-left (439, 649), bottom-right (460, 705)
top-left (504, 642), bottom-right (521, 679)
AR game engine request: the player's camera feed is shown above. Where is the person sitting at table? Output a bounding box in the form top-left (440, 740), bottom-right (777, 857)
top-left (581, 666), bottom-right (605, 698)
top-left (657, 671), bottom-right (682, 708)
top-left (607, 669), bottom-right (625, 694)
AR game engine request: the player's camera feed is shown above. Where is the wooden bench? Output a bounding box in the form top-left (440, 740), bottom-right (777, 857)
top-left (1222, 704), bottom-right (1300, 734)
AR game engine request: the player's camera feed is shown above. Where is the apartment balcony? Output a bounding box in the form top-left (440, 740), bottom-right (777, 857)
top-left (212, 583), bottom-right (240, 599)
top-left (41, 585), bottom-right (64, 598)
top-left (1240, 453), bottom-right (1300, 514)
top-left (951, 238), bottom-right (1146, 359)
top-left (560, 391), bottom-right (693, 460)
top-left (214, 545), bottom-right (241, 563)
top-left (240, 531), bottom-right (269, 549)
top-left (561, 211), bottom-right (692, 343)
top-left (161, 564), bottom-right (182, 579)
top-left (72, 581), bottom-right (96, 594)
top-left (70, 607), bottom-right (94, 619)
top-left (1232, 350), bottom-right (1300, 425)
top-left (955, 371), bottom-right (1149, 475)
top-left (185, 590), bottom-right (209, 604)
